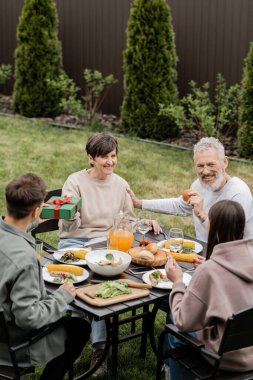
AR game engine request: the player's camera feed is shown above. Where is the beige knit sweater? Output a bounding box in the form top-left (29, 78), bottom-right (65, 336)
top-left (59, 170), bottom-right (136, 238)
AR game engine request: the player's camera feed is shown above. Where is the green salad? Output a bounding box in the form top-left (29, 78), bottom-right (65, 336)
top-left (95, 281), bottom-right (132, 299)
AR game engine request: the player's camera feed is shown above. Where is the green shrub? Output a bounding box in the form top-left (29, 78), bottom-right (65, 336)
top-left (83, 69), bottom-right (117, 120)
top-left (0, 64), bottom-right (12, 85)
top-left (159, 75), bottom-right (241, 140)
top-left (121, 0), bottom-right (178, 140)
top-left (56, 75), bottom-right (86, 119)
top-left (238, 42), bottom-right (253, 158)
top-left (214, 73), bottom-right (241, 138)
top-left (13, 0), bottom-right (67, 117)
top-left (159, 81), bottom-right (215, 138)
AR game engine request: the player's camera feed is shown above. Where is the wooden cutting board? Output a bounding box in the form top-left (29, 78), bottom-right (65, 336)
top-left (76, 282), bottom-right (150, 307)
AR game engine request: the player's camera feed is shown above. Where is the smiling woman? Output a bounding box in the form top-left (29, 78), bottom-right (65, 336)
top-left (58, 132), bottom-right (136, 248)
top-left (57, 132), bottom-right (137, 370)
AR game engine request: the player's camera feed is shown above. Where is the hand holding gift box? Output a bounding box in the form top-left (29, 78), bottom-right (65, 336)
top-left (40, 196), bottom-right (82, 220)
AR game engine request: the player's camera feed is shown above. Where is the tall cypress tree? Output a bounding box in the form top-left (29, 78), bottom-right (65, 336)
top-left (121, 0), bottom-right (178, 140)
top-left (238, 42), bottom-right (253, 158)
top-left (13, 0), bottom-right (65, 117)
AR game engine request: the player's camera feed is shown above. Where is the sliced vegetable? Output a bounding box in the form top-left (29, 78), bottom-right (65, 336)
top-left (95, 281), bottom-right (132, 299)
top-left (105, 253), bottom-right (114, 261)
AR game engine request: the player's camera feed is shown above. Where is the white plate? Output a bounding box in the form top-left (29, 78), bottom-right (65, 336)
top-left (142, 269), bottom-right (192, 289)
top-left (42, 265), bottom-right (89, 284)
top-left (54, 247), bottom-right (91, 265)
top-left (157, 239), bottom-right (203, 254)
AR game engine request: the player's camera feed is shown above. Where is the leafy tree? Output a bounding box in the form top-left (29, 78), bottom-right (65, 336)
top-left (13, 0), bottom-right (66, 117)
top-left (121, 0), bottom-right (178, 140)
top-left (238, 42), bottom-right (253, 158)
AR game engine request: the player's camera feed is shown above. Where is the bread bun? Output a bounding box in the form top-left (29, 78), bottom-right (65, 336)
top-left (182, 189), bottom-right (193, 202)
top-left (128, 246), bottom-right (143, 258)
top-left (136, 250), bottom-right (154, 261)
top-left (145, 243), bottom-right (158, 254)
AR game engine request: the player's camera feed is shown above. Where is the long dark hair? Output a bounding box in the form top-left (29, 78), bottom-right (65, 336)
top-left (206, 200), bottom-right (245, 260)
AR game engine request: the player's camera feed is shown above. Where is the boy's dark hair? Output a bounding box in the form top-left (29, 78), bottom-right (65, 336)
top-left (86, 133), bottom-right (118, 163)
top-left (206, 200), bottom-right (245, 259)
top-left (5, 173), bottom-right (47, 219)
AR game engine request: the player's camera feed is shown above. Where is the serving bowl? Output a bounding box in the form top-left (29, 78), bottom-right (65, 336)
top-left (85, 249), bottom-right (131, 277)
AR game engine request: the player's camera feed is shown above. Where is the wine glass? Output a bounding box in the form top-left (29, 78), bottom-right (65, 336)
top-left (168, 228), bottom-right (184, 252)
top-left (137, 219), bottom-right (151, 243)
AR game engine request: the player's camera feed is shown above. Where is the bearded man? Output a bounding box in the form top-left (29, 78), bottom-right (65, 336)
top-left (128, 137), bottom-right (253, 242)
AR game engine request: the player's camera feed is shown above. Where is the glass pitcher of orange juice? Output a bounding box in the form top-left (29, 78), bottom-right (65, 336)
top-left (108, 212), bottom-right (136, 252)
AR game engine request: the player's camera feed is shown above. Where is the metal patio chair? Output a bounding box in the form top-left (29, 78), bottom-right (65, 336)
top-left (156, 305), bottom-right (253, 380)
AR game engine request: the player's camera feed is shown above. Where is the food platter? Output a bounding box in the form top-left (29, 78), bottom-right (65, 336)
top-left (53, 247), bottom-right (90, 265)
top-left (142, 269), bottom-right (192, 289)
top-left (42, 265), bottom-right (89, 284)
top-left (157, 239), bottom-right (203, 254)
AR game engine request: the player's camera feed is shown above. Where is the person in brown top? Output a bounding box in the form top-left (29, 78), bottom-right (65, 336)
top-left (164, 200), bottom-right (253, 380)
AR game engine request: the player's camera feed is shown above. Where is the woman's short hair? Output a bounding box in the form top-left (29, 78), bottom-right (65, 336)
top-left (5, 173), bottom-right (47, 219)
top-left (194, 137), bottom-right (225, 161)
top-left (206, 200), bottom-right (245, 259)
top-left (85, 133), bottom-right (118, 159)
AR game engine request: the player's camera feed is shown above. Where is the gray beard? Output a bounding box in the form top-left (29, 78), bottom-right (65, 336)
top-left (200, 173), bottom-right (224, 192)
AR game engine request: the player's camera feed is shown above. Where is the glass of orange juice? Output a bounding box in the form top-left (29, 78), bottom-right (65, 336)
top-left (107, 229), bottom-right (134, 252)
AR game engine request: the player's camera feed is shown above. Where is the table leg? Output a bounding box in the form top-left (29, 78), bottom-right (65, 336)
top-left (148, 300), bottom-right (168, 357)
top-left (131, 309), bottom-right (136, 333)
top-left (140, 305), bottom-right (149, 358)
top-left (111, 315), bottom-right (119, 380)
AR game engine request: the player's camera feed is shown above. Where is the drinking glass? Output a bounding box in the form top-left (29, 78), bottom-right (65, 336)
top-left (168, 228), bottom-right (184, 252)
top-left (137, 219), bottom-right (151, 242)
top-left (36, 240), bottom-right (44, 263)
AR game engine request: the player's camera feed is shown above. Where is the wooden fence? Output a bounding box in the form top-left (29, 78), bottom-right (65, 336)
top-left (1, 0), bottom-right (253, 115)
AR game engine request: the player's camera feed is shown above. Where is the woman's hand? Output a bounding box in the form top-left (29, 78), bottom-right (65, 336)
top-left (148, 219), bottom-right (162, 235)
top-left (193, 254), bottom-right (206, 268)
top-left (127, 188), bottom-right (142, 209)
top-left (60, 283), bottom-right (76, 297)
top-left (165, 256), bottom-right (183, 283)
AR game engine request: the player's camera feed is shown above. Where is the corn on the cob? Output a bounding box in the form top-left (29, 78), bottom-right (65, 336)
top-left (164, 241), bottom-right (170, 249)
top-left (164, 240), bottom-right (195, 250)
top-left (46, 264), bottom-right (83, 276)
top-left (72, 250), bottom-right (88, 260)
top-left (183, 241), bottom-right (195, 249)
top-left (170, 252), bottom-right (197, 263)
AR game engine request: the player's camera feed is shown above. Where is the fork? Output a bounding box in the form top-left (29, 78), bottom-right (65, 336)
top-left (162, 230), bottom-right (169, 240)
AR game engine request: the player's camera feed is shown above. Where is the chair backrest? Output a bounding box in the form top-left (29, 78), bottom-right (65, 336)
top-left (31, 188), bottom-right (62, 237)
top-left (0, 309), bottom-right (11, 345)
top-left (218, 305), bottom-right (253, 354)
top-left (0, 308), bottom-right (22, 378)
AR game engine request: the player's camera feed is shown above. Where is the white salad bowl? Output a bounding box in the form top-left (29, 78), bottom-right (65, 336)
top-left (85, 249), bottom-right (131, 277)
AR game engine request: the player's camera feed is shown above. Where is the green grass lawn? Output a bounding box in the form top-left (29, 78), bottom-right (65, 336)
top-left (1, 114), bottom-right (253, 379)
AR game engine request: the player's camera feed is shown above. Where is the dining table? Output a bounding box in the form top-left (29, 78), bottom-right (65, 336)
top-left (41, 228), bottom-right (206, 380)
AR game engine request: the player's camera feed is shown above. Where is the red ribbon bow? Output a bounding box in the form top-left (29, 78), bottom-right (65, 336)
top-left (46, 197), bottom-right (78, 219)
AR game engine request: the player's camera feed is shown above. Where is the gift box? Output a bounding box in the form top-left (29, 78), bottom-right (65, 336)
top-left (40, 196), bottom-right (82, 220)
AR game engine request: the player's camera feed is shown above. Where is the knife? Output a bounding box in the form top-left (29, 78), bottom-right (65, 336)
top-left (121, 279), bottom-right (152, 289)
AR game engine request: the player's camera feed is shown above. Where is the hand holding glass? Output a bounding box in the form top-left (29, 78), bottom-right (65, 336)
top-left (168, 228), bottom-right (184, 252)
